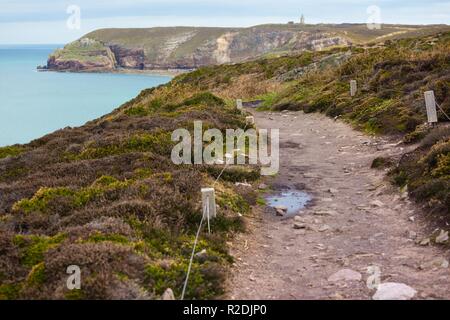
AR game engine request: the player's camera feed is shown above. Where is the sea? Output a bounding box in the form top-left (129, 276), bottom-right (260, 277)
top-left (0, 44), bottom-right (171, 147)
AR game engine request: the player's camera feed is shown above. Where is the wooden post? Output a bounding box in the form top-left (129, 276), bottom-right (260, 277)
top-left (236, 99), bottom-right (243, 110)
top-left (246, 116), bottom-right (255, 125)
top-left (201, 188), bottom-right (216, 219)
top-left (424, 91), bottom-right (438, 124)
top-left (350, 80), bottom-right (357, 97)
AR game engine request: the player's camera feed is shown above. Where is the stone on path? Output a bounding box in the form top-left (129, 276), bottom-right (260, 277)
top-left (328, 188), bottom-right (339, 194)
top-left (327, 269), bottom-right (362, 283)
top-left (370, 200), bottom-right (384, 208)
top-left (293, 222), bottom-right (306, 229)
top-left (435, 230), bottom-right (449, 244)
top-left (314, 210), bottom-right (336, 216)
top-left (162, 288), bottom-right (175, 300)
top-left (318, 225), bottom-right (331, 232)
top-left (235, 182), bottom-right (252, 188)
top-left (405, 230), bottom-right (417, 240)
top-left (275, 205), bottom-right (287, 216)
top-left (372, 283), bottom-right (417, 300)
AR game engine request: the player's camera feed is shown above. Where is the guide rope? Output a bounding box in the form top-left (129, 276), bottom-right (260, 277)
top-left (180, 202), bottom-right (206, 300)
top-left (180, 119), bottom-right (251, 300)
top-left (213, 122), bottom-right (249, 186)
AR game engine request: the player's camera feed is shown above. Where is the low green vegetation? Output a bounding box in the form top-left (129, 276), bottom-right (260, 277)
top-left (13, 233), bottom-right (67, 267)
top-left (391, 128), bottom-right (450, 215)
top-left (13, 176), bottom-right (130, 214)
top-left (68, 132), bottom-right (174, 160)
top-left (51, 39), bottom-right (114, 64)
top-left (0, 145), bottom-right (25, 159)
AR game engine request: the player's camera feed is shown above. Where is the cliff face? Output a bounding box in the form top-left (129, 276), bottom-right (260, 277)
top-left (44, 24), bottom-right (450, 72)
top-left (45, 25), bottom-right (354, 72)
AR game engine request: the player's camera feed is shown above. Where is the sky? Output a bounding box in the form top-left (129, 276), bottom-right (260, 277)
top-left (0, 0), bottom-right (449, 44)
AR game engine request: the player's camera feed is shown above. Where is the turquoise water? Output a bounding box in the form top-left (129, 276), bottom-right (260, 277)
top-left (0, 45), bottom-right (171, 147)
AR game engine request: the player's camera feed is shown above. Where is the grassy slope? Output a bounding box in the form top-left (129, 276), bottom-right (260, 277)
top-left (51, 40), bottom-right (114, 64)
top-left (0, 85), bottom-right (260, 299)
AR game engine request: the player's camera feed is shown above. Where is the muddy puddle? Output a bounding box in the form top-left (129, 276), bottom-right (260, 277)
top-left (265, 189), bottom-right (311, 216)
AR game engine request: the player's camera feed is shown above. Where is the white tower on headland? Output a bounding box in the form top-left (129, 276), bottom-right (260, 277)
top-left (300, 14), bottom-right (305, 25)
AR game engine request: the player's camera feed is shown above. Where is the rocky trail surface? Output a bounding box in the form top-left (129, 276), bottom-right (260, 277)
top-left (228, 110), bottom-right (450, 300)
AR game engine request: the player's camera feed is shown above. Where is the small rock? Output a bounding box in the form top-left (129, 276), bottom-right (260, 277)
top-left (318, 225), bottom-right (331, 232)
top-left (274, 205), bottom-right (288, 212)
top-left (313, 218), bottom-right (322, 224)
top-left (195, 249), bottom-right (208, 262)
top-left (258, 183), bottom-right (268, 190)
top-left (330, 292), bottom-right (345, 300)
top-left (293, 222), bottom-right (306, 229)
top-left (421, 257), bottom-right (449, 270)
top-left (314, 210), bottom-right (336, 216)
top-left (405, 230), bottom-right (417, 240)
top-left (235, 182), bottom-right (252, 187)
top-left (161, 288), bottom-right (175, 300)
top-left (435, 230), bottom-right (449, 244)
top-left (328, 188), bottom-right (339, 194)
top-left (294, 216), bottom-right (304, 222)
top-left (370, 200), bottom-right (384, 208)
top-left (419, 238), bottom-right (431, 246)
top-left (408, 216), bottom-right (415, 222)
top-left (328, 269), bottom-right (362, 282)
top-left (275, 209), bottom-right (285, 216)
top-left (372, 283), bottom-right (417, 300)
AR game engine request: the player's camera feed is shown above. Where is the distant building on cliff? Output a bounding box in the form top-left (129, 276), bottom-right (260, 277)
top-left (300, 14), bottom-right (305, 25)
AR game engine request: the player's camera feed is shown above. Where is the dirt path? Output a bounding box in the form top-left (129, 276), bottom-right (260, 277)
top-left (227, 110), bottom-right (450, 300)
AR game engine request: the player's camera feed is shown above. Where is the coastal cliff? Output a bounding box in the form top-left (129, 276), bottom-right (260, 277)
top-left (43, 24), bottom-right (450, 72)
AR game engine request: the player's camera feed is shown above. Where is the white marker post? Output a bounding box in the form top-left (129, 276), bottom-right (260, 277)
top-left (424, 91), bottom-right (438, 124)
top-left (201, 188), bottom-right (216, 233)
top-left (350, 80), bottom-right (357, 97)
top-left (236, 99), bottom-right (243, 110)
top-left (246, 116), bottom-right (255, 125)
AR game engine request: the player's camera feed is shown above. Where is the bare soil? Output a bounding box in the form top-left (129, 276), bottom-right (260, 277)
top-left (227, 110), bottom-right (450, 300)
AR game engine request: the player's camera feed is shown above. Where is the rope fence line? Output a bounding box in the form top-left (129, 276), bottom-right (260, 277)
top-left (180, 202), bottom-right (206, 300)
top-left (206, 195), bottom-right (211, 234)
top-left (180, 118), bottom-right (251, 300)
top-left (436, 102), bottom-right (450, 122)
top-left (213, 122), bottom-right (249, 186)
